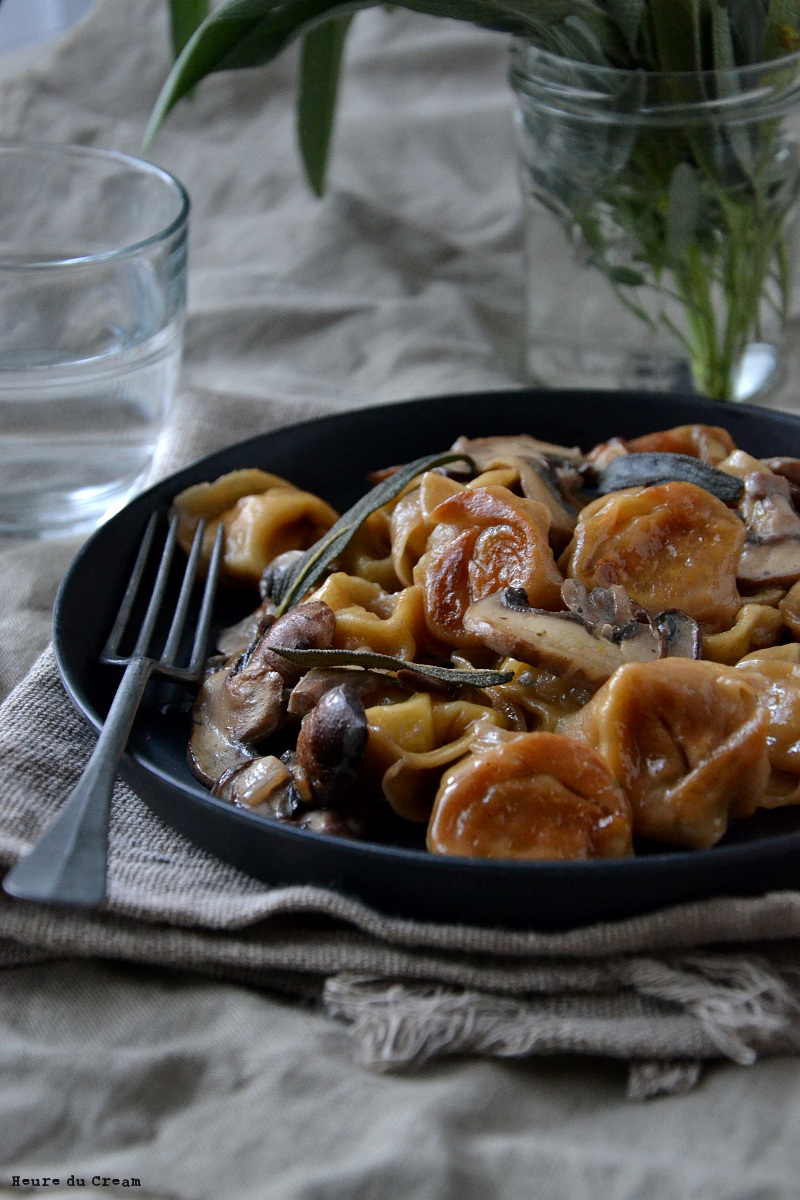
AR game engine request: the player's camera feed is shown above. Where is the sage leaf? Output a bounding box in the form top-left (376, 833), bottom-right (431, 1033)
top-left (169, 0), bottom-right (210, 56)
top-left (298, 15), bottom-right (353, 196)
top-left (270, 646), bottom-right (514, 686)
top-left (666, 163), bottom-right (702, 262)
top-left (606, 265), bottom-right (646, 286)
top-left (597, 451), bottom-right (745, 501)
top-left (271, 450), bottom-right (474, 614)
top-left (605, 0), bottom-right (645, 58)
top-left (728, 0), bottom-right (768, 63)
top-left (145, 0), bottom-right (606, 148)
top-left (646, 0), bottom-right (702, 71)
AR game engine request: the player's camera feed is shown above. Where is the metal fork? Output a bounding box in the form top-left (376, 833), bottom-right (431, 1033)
top-left (2, 512), bottom-right (224, 908)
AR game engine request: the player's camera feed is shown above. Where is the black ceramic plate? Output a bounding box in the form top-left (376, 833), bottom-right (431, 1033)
top-left (53, 388), bottom-right (800, 930)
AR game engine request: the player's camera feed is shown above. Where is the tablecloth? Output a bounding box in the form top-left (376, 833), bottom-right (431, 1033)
top-left (2, 2), bottom-right (800, 1197)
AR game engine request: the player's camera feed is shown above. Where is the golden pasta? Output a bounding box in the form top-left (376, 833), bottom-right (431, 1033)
top-left (181, 421), bottom-right (800, 862)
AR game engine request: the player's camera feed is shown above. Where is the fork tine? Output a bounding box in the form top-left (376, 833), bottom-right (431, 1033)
top-left (132, 513), bottom-right (179, 658)
top-left (101, 511), bottom-right (159, 662)
top-left (188, 521), bottom-right (225, 674)
top-left (160, 519), bottom-right (207, 667)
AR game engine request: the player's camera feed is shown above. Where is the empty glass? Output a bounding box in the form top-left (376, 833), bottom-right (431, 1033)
top-left (0, 143), bottom-right (189, 537)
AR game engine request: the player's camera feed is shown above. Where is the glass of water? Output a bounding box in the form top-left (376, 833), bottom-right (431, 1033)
top-left (0, 142), bottom-right (189, 537)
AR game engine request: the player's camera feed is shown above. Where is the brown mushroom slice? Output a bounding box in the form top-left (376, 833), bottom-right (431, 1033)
top-left (216, 597), bottom-right (276, 657)
top-left (653, 610), bottom-right (702, 659)
top-left (427, 730), bottom-right (633, 860)
top-left (413, 486), bottom-right (564, 649)
top-left (188, 665), bottom-right (265, 787)
top-left (464, 592), bottom-right (662, 689)
top-left (255, 600), bottom-right (337, 685)
top-left (294, 685), bottom-right (368, 806)
top-left (734, 657), bottom-right (800, 807)
top-left (213, 755), bottom-right (297, 818)
top-left (287, 667), bottom-right (403, 717)
top-left (450, 434), bottom-right (583, 471)
top-left (719, 452), bottom-right (800, 586)
top-left (558, 659), bottom-right (770, 849)
top-left (563, 480), bottom-right (745, 633)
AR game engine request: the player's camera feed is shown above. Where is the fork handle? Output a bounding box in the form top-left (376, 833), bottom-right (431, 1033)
top-left (2, 656), bottom-right (155, 907)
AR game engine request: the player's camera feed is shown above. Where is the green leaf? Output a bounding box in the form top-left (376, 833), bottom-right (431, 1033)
top-left (606, 265), bottom-right (646, 285)
top-left (646, 0), bottom-right (702, 71)
top-left (270, 451), bottom-right (474, 615)
top-left (144, 0), bottom-right (605, 149)
top-left (727, 0), bottom-right (768, 64)
top-left (169, 0), bottom-right (210, 56)
top-left (604, 0), bottom-right (645, 58)
top-left (269, 647), bottom-right (514, 686)
top-left (298, 15), bottom-right (353, 196)
top-left (666, 162), bottom-right (702, 261)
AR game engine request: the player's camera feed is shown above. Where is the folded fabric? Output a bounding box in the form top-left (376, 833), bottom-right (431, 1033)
top-left (2, 645), bottom-right (800, 1100)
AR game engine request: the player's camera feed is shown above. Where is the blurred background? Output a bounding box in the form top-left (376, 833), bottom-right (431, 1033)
top-left (0, 0), bottom-right (94, 72)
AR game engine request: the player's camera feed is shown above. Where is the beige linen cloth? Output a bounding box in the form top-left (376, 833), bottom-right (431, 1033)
top-left (3, 3), bottom-right (800, 1197)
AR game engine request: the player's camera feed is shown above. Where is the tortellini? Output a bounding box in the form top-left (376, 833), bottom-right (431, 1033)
top-left (559, 659), bottom-right (770, 849)
top-left (563, 481), bottom-right (744, 632)
top-left (362, 693), bottom-right (510, 821)
top-left (413, 485), bottom-right (563, 648)
top-left (428, 729), bottom-right (633, 859)
top-left (173, 468), bottom-right (338, 584)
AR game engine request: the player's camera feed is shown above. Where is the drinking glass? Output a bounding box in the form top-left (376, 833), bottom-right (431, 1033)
top-left (0, 142), bottom-right (189, 537)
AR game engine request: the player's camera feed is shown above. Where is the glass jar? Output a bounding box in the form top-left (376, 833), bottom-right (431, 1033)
top-left (510, 43), bottom-right (800, 402)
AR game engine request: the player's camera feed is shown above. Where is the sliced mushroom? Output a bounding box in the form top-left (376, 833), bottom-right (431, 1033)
top-left (293, 685), bottom-right (368, 805)
top-left (288, 667), bottom-right (403, 717)
top-left (213, 755), bottom-right (298, 819)
top-left (762, 458), bottom-right (800, 504)
top-left (260, 548), bottom-right (306, 601)
top-left (188, 667), bottom-right (262, 787)
top-left (237, 600), bottom-right (336, 688)
top-left (216, 597), bottom-right (276, 658)
top-left (561, 579), bottom-right (651, 634)
top-left (463, 590), bottom-right (662, 689)
top-left (295, 809), bottom-right (365, 838)
top-left (738, 471), bottom-right (800, 586)
top-left (654, 610), bottom-right (703, 659)
top-left (450, 433), bottom-right (583, 471)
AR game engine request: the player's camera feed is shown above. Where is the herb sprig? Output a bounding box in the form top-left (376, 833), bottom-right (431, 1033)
top-left (268, 451), bottom-right (473, 615)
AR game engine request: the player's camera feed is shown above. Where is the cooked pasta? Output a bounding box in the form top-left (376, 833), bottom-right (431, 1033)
top-left (179, 422), bottom-right (800, 860)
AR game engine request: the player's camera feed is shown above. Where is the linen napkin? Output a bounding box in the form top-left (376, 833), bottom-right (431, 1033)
top-left (2, 387), bottom-right (800, 1101)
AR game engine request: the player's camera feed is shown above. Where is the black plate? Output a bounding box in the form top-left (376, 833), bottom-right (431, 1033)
top-left (53, 388), bottom-right (800, 930)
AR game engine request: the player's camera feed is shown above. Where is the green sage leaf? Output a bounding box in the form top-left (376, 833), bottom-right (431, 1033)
top-left (606, 265), bottom-right (646, 286)
top-left (169, 0), bottom-right (210, 56)
top-left (298, 15), bottom-right (353, 196)
top-left (646, 0), bottom-right (702, 72)
top-left (605, 0), bottom-right (645, 58)
top-left (270, 646), bottom-right (514, 686)
top-left (665, 162), bottom-right (702, 262)
top-left (145, 0), bottom-right (611, 148)
top-left (271, 450), bottom-right (474, 614)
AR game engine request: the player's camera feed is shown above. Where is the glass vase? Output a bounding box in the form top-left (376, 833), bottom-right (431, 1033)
top-left (510, 42), bottom-right (800, 402)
